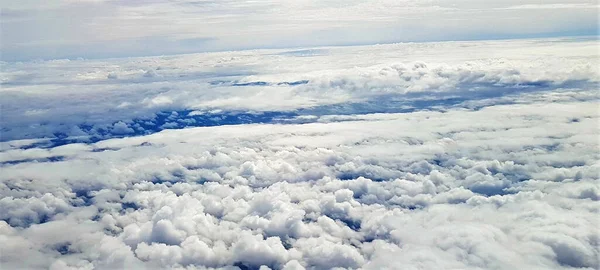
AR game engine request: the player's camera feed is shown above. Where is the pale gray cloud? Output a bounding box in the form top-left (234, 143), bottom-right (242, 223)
top-left (1, 0), bottom-right (598, 60)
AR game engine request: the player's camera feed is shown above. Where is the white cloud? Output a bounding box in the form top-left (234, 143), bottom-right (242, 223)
top-left (1, 0), bottom-right (597, 60)
top-left (0, 37), bottom-right (598, 142)
top-left (1, 38), bottom-right (599, 269)
top-left (1, 96), bottom-right (599, 268)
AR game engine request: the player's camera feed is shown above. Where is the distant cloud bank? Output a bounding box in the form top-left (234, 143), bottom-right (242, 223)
top-left (1, 0), bottom-right (598, 60)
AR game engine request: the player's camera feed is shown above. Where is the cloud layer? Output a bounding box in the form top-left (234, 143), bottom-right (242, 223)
top-left (1, 37), bottom-right (598, 144)
top-left (1, 100), bottom-right (599, 269)
top-left (1, 0), bottom-right (598, 60)
top-left (1, 38), bottom-right (599, 269)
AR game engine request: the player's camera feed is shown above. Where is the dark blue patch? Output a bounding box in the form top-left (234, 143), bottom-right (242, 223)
top-left (17, 138), bottom-right (87, 150)
top-left (233, 262), bottom-right (259, 270)
top-left (55, 243), bottom-right (72, 255)
top-left (338, 218), bottom-right (361, 231)
top-left (516, 80), bottom-right (553, 88)
top-left (121, 202), bottom-right (140, 211)
top-left (468, 185), bottom-right (516, 197)
top-left (302, 217), bottom-right (316, 223)
top-left (72, 189), bottom-right (94, 207)
top-left (393, 203), bottom-right (423, 211)
top-left (281, 239), bottom-right (293, 250)
top-left (210, 80), bottom-right (309, 87)
top-left (233, 81), bottom-right (269, 86)
top-left (406, 205), bottom-right (420, 210)
top-left (496, 167), bottom-right (531, 182)
top-left (1, 213), bottom-right (50, 228)
top-left (10, 110), bottom-right (300, 149)
top-left (540, 143), bottom-right (561, 152)
top-left (0, 156), bottom-right (65, 166)
top-left (278, 80), bottom-right (309, 86)
top-left (150, 172), bottom-right (186, 184)
top-left (38, 214), bottom-right (50, 225)
top-left (430, 158), bottom-right (445, 167)
top-left (322, 212), bottom-right (362, 231)
top-left (91, 147), bottom-right (120, 152)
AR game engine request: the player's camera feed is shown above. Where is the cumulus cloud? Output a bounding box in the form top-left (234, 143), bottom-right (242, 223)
top-left (1, 97), bottom-right (599, 269)
top-left (1, 38), bottom-right (599, 269)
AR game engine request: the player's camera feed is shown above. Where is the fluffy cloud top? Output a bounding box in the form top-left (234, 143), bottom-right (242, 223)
top-left (0, 38), bottom-right (599, 269)
top-left (1, 100), bottom-right (598, 269)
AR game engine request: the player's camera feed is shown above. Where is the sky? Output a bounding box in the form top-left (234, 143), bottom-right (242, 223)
top-left (1, 0), bottom-right (599, 60)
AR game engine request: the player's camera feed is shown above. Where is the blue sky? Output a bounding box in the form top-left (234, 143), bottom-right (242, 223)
top-left (1, 0), bottom-right (598, 61)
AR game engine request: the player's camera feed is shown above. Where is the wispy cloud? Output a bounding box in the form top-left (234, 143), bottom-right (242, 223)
top-left (1, 0), bottom-right (598, 60)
